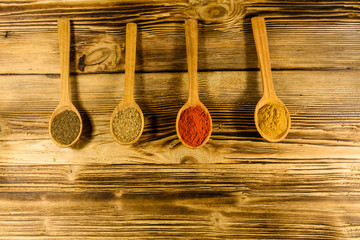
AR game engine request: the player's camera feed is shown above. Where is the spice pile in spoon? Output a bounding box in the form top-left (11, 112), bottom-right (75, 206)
top-left (257, 103), bottom-right (289, 140)
top-left (178, 105), bottom-right (211, 147)
top-left (112, 107), bottom-right (142, 143)
top-left (51, 110), bottom-right (81, 145)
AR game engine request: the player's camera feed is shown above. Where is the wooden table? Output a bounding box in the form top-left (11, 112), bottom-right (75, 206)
top-left (1, 0), bottom-right (360, 238)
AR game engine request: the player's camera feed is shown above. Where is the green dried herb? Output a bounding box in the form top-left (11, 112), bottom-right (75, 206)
top-left (51, 110), bottom-right (81, 145)
top-left (112, 107), bottom-right (142, 143)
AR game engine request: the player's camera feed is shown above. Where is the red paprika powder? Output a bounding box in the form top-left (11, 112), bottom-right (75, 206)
top-left (178, 105), bottom-right (211, 147)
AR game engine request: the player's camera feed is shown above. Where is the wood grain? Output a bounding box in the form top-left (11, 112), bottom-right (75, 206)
top-left (0, 1), bottom-right (360, 74)
top-left (1, 71), bottom-right (360, 165)
top-left (2, 1), bottom-right (360, 238)
top-left (0, 163), bottom-right (360, 238)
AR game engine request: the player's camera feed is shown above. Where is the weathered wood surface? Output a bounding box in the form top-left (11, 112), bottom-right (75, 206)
top-left (2, 71), bottom-right (360, 164)
top-left (0, 0), bottom-right (360, 74)
top-left (2, 0), bottom-right (360, 239)
top-left (0, 163), bottom-right (360, 239)
top-left (1, 70), bottom-right (360, 238)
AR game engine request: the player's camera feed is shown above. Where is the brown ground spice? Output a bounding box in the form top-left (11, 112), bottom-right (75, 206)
top-left (51, 110), bottom-right (81, 145)
top-left (257, 103), bottom-right (289, 139)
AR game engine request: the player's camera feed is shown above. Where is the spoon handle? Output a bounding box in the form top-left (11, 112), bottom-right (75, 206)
top-left (185, 19), bottom-right (199, 105)
top-left (251, 17), bottom-right (276, 98)
top-left (58, 18), bottom-right (71, 105)
top-left (123, 23), bottom-right (137, 103)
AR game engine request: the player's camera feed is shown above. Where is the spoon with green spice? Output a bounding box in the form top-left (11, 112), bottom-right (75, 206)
top-left (176, 19), bottom-right (212, 148)
top-left (110, 23), bottom-right (144, 144)
top-left (49, 18), bottom-right (82, 147)
top-left (251, 16), bottom-right (290, 142)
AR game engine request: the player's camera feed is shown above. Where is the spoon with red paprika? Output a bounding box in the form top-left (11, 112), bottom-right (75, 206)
top-left (176, 19), bottom-right (212, 148)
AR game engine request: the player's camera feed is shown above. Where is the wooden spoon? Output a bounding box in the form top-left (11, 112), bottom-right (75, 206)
top-left (251, 16), bottom-right (291, 142)
top-left (110, 23), bottom-right (144, 144)
top-left (176, 19), bottom-right (212, 148)
top-left (49, 18), bottom-right (82, 147)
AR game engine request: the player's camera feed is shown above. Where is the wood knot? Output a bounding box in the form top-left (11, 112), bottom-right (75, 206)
top-left (348, 12), bottom-right (359, 19)
top-left (195, 1), bottom-right (245, 24)
top-left (180, 156), bottom-right (198, 164)
top-left (78, 47), bottom-right (112, 71)
top-left (77, 35), bottom-right (122, 72)
top-left (86, 47), bottom-right (112, 66)
top-left (205, 4), bottom-right (228, 19)
top-left (170, 144), bottom-right (212, 164)
top-left (67, 165), bottom-right (80, 182)
top-left (210, 212), bottom-right (225, 229)
top-left (78, 54), bottom-right (86, 71)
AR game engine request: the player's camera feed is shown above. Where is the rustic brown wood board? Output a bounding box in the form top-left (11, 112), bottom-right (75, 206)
top-left (1, 0), bottom-right (360, 239)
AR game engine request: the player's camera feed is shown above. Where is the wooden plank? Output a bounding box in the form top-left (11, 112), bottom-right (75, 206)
top-left (2, 1), bottom-right (360, 238)
top-left (0, 163), bottom-right (359, 197)
top-left (1, 1), bottom-right (360, 74)
top-left (0, 197), bottom-right (358, 239)
top-left (1, 70), bottom-right (360, 164)
top-left (0, 0), bottom-right (353, 22)
top-left (0, 163), bottom-right (359, 238)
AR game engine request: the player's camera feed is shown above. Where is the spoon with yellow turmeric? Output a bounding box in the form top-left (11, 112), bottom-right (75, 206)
top-left (251, 16), bottom-right (291, 142)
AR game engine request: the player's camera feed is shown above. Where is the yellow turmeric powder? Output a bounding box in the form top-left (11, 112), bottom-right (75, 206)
top-left (257, 103), bottom-right (289, 139)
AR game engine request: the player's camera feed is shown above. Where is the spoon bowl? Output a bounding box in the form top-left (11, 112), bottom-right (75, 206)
top-left (176, 19), bottom-right (212, 148)
top-left (110, 23), bottom-right (144, 144)
top-left (110, 101), bottom-right (144, 145)
top-left (49, 104), bottom-right (82, 147)
top-left (251, 16), bottom-right (291, 142)
top-left (49, 18), bottom-right (82, 147)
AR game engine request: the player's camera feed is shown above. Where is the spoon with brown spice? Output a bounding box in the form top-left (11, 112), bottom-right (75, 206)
top-left (49, 18), bottom-right (82, 147)
top-left (251, 16), bottom-right (290, 142)
top-left (110, 23), bottom-right (144, 144)
top-left (176, 19), bottom-right (212, 148)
